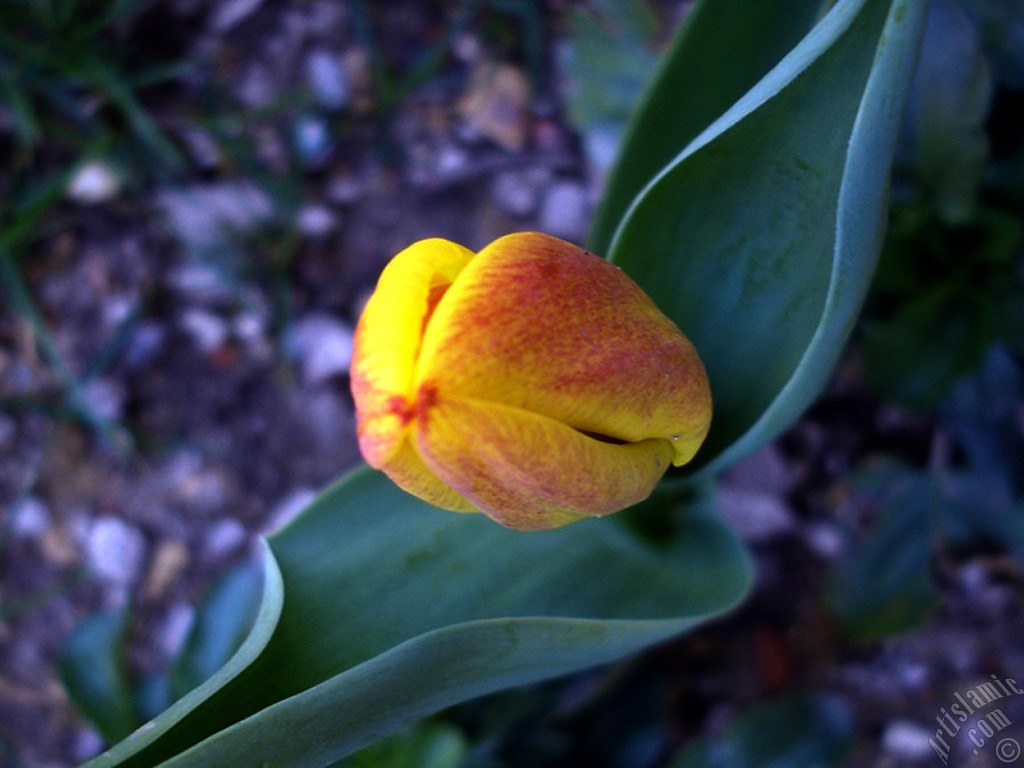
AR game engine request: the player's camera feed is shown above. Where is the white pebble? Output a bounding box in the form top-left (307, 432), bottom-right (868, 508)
top-left (10, 497), bottom-right (51, 540)
top-left (157, 602), bottom-right (196, 659)
top-left (288, 314), bottom-right (353, 385)
top-left (305, 49), bottom-right (351, 110)
top-left (298, 204), bottom-right (339, 238)
top-left (86, 516), bottom-right (147, 585)
top-left (203, 518), bottom-right (248, 560)
top-left (180, 309), bottom-right (229, 353)
top-left (882, 720), bottom-right (935, 761)
top-left (66, 161), bottom-right (122, 205)
top-left (539, 181), bottom-right (589, 241)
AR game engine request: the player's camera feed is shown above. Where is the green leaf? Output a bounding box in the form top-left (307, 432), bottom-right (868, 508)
top-left (80, 541), bottom-right (285, 768)
top-left (83, 467), bottom-right (750, 768)
top-left (588, 0), bottom-right (828, 254)
top-left (170, 559), bottom-right (265, 700)
top-left (57, 606), bottom-right (139, 745)
top-left (862, 283), bottom-right (993, 410)
top-left (670, 691), bottom-right (854, 768)
top-left (563, 0), bottom-right (660, 132)
top-left (336, 721), bottom-right (468, 768)
top-left (826, 464), bottom-right (939, 638)
top-left (905, 0), bottom-right (993, 223)
top-left (607, 0), bottom-right (927, 477)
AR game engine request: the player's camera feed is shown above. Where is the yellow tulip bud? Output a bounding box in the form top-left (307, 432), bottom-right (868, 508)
top-left (350, 232), bottom-right (711, 530)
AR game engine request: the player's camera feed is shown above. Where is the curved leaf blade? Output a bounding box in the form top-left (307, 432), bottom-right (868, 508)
top-left (58, 606), bottom-right (138, 745)
top-left (589, 0), bottom-right (827, 254)
top-left (84, 467), bottom-right (750, 768)
top-left (83, 542), bottom-right (284, 768)
top-left (608, 0), bottom-right (927, 476)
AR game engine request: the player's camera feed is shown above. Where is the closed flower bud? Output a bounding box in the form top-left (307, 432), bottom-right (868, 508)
top-left (350, 232), bottom-right (711, 530)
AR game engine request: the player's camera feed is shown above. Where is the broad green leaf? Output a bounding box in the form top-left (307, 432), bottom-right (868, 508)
top-left (83, 467), bottom-right (750, 768)
top-left (81, 541), bottom-right (285, 767)
top-left (170, 559), bottom-right (265, 699)
top-left (563, 0), bottom-right (659, 132)
top-left (670, 692), bottom-right (854, 768)
top-left (826, 464), bottom-right (939, 638)
top-left (337, 721), bottom-right (467, 768)
top-left (57, 606), bottom-right (139, 745)
top-left (588, 0), bottom-right (828, 254)
top-left (905, 0), bottom-right (993, 223)
top-left (863, 283), bottom-right (992, 410)
top-left (608, 0), bottom-right (927, 477)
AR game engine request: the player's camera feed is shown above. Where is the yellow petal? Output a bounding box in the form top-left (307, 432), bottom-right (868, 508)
top-left (378, 439), bottom-right (477, 513)
top-left (351, 238), bottom-right (474, 468)
top-left (414, 391), bottom-right (675, 530)
top-left (416, 232), bottom-right (711, 466)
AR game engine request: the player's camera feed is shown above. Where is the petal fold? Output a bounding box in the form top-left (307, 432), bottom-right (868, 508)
top-left (415, 395), bottom-right (675, 530)
top-left (351, 238), bottom-right (474, 467)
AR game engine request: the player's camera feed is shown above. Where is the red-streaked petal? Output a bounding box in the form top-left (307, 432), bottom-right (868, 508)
top-left (379, 439), bottom-right (477, 512)
top-left (415, 394), bottom-right (675, 530)
top-left (416, 232), bottom-right (711, 467)
top-left (351, 238), bottom-right (474, 467)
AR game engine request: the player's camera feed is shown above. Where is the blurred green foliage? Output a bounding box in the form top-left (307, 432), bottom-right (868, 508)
top-left (670, 692), bottom-right (854, 768)
top-left (0, 0), bottom-right (185, 166)
top-left (862, 0), bottom-right (1024, 409)
top-left (831, 0), bottom-right (1024, 640)
top-left (58, 560), bottom-right (267, 748)
top-left (829, 347), bottom-right (1024, 637)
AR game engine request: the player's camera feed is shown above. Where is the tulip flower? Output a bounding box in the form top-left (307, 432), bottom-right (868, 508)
top-left (350, 232), bottom-right (711, 530)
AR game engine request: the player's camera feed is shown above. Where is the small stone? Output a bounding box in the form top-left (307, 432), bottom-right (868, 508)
top-left (41, 525), bottom-right (80, 566)
top-left (882, 720), bottom-right (934, 761)
top-left (157, 602), bottom-right (195, 659)
top-left (717, 488), bottom-right (796, 543)
top-left (305, 1), bottom-right (348, 39)
top-left (202, 518), bottom-right (248, 561)
top-left (180, 127), bottom-right (224, 171)
top-left (144, 540), bottom-right (190, 600)
top-left (583, 124), bottom-right (622, 175)
top-left (158, 183), bottom-right (274, 250)
top-left (174, 467), bottom-right (231, 514)
top-left (459, 63), bottom-right (531, 151)
top-left (898, 662), bottom-right (930, 691)
top-left (102, 293), bottom-right (136, 330)
top-left (305, 49), bottom-right (352, 111)
top-left (804, 521), bottom-right (846, 560)
top-left (293, 114), bottom-right (332, 168)
top-left (232, 311), bottom-right (264, 343)
top-left (288, 314), bottom-right (353, 385)
top-left (263, 488), bottom-right (318, 534)
top-left (491, 170), bottom-right (539, 217)
top-left (435, 145), bottom-right (469, 181)
top-left (539, 181), bottom-right (589, 242)
top-left (298, 204), bottom-right (339, 238)
top-left (180, 309), bottom-right (229, 353)
top-left (166, 263), bottom-right (231, 304)
top-left (326, 173), bottom-right (365, 206)
top-left (86, 516), bottom-right (147, 585)
top-left (452, 33), bottom-right (482, 63)
top-left (66, 161), bottom-right (122, 205)
top-left (71, 727), bottom-right (105, 762)
top-left (10, 497), bottom-right (50, 540)
top-left (210, 0), bottom-right (262, 32)
top-left (84, 378), bottom-right (126, 422)
top-left (124, 321), bottom-right (166, 369)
